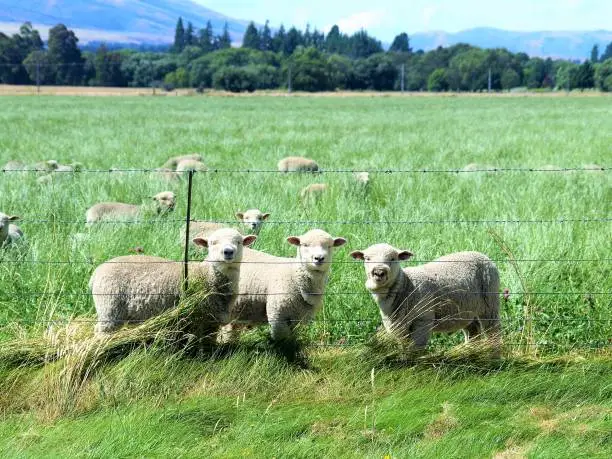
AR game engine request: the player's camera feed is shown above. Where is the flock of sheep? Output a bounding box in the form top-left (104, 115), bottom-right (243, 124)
top-left (2, 154), bottom-right (502, 355)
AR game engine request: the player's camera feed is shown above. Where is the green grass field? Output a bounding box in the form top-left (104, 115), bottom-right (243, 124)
top-left (0, 94), bottom-right (610, 457)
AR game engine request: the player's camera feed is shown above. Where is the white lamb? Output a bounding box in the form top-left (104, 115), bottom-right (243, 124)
top-left (277, 156), bottom-right (319, 172)
top-left (350, 244), bottom-right (501, 352)
top-left (176, 159), bottom-right (208, 174)
top-left (0, 212), bottom-right (22, 246)
top-left (187, 209), bottom-right (271, 241)
top-left (90, 228), bottom-right (257, 335)
top-left (221, 229), bottom-right (347, 343)
top-left (86, 191), bottom-right (176, 224)
top-left (162, 154), bottom-right (204, 170)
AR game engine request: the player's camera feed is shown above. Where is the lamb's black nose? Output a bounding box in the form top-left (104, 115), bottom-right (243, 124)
top-left (314, 255), bottom-right (325, 264)
top-left (223, 247), bottom-right (235, 258)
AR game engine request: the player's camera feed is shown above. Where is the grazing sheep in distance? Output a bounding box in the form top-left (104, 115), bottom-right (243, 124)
top-left (350, 244), bottom-right (501, 353)
top-left (300, 183), bottom-right (328, 202)
top-left (86, 191), bottom-right (176, 224)
top-left (278, 156), bottom-right (319, 173)
top-left (162, 154), bottom-right (204, 170)
top-left (90, 228), bottom-right (257, 335)
top-left (176, 159), bottom-right (208, 174)
top-left (185, 209), bottom-right (271, 244)
top-left (2, 160), bottom-right (25, 171)
top-left (353, 172), bottom-right (370, 186)
top-left (0, 212), bottom-right (22, 246)
top-left (221, 229), bottom-right (347, 344)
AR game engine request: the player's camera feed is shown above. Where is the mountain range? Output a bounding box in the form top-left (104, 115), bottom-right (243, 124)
top-left (0, 0), bottom-right (611, 60)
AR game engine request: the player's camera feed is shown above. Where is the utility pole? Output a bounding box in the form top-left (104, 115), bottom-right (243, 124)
top-left (488, 67), bottom-right (492, 93)
top-left (288, 66), bottom-right (292, 94)
top-left (401, 64), bottom-right (405, 93)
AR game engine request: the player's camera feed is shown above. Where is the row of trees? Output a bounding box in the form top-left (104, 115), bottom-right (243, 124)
top-left (2, 21), bottom-right (612, 93)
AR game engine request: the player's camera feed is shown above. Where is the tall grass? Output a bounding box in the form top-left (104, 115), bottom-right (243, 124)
top-left (0, 94), bottom-right (610, 456)
top-left (0, 95), bottom-right (609, 349)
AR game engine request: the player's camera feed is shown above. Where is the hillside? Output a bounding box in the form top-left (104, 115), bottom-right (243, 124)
top-left (0, 2), bottom-right (611, 59)
top-left (411, 27), bottom-right (612, 60)
top-left (0, 0), bottom-right (249, 44)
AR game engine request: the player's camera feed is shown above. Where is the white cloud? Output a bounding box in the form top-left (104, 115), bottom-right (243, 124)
top-left (421, 6), bottom-right (438, 29)
top-left (332, 10), bottom-right (386, 34)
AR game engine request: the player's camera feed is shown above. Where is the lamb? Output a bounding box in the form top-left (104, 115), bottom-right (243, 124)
top-left (0, 212), bottom-right (22, 246)
top-left (176, 159), bottom-right (208, 174)
top-left (162, 154), bottom-right (204, 170)
top-left (86, 191), bottom-right (176, 224)
top-left (187, 209), bottom-right (271, 241)
top-left (90, 228), bottom-right (257, 335)
top-left (221, 229), bottom-right (347, 343)
top-left (277, 156), bottom-right (319, 173)
top-left (350, 244), bottom-right (501, 352)
top-left (300, 183), bottom-right (328, 201)
top-left (353, 171), bottom-right (370, 185)
top-left (2, 160), bottom-right (25, 171)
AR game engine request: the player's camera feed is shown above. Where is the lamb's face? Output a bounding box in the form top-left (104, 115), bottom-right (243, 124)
top-left (152, 191), bottom-right (176, 213)
top-left (350, 244), bottom-right (413, 291)
top-left (236, 209), bottom-right (270, 232)
top-left (194, 228), bottom-right (257, 269)
top-left (288, 229), bottom-right (347, 272)
top-left (0, 213), bottom-right (19, 238)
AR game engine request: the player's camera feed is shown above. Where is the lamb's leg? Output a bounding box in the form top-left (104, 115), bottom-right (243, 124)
top-left (409, 318), bottom-right (432, 350)
top-left (463, 318), bottom-right (483, 343)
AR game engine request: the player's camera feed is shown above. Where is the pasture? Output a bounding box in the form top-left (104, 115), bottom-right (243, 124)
top-left (0, 94), bottom-right (610, 457)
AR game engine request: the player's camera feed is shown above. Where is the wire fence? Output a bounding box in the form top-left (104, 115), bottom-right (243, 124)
top-left (1, 167), bottom-right (610, 352)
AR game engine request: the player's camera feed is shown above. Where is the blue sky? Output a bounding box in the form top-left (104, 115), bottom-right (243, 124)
top-left (197, 0), bottom-right (612, 40)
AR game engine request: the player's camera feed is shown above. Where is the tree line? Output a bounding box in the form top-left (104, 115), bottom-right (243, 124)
top-left (1, 20), bottom-right (612, 93)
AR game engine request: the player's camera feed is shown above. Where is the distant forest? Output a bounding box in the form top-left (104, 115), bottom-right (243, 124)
top-left (1, 20), bottom-right (612, 92)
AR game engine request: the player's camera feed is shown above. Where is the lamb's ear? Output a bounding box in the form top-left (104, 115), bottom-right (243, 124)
top-left (193, 237), bottom-right (208, 248)
top-left (333, 237), bottom-right (347, 247)
top-left (287, 236), bottom-right (301, 246)
top-left (235, 212), bottom-right (244, 220)
top-left (262, 213), bottom-right (271, 220)
top-left (8, 216), bottom-right (20, 221)
top-left (398, 250), bottom-right (413, 260)
top-left (350, 251), bottom-right (365, 260)
top-left (242, 235), bottom-right (257, 247)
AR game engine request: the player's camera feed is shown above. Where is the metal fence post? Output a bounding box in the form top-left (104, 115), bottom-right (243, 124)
top-left (401, 64), bottom-right (405, 93)
top-left (183, 170), bottom-right (194, 290)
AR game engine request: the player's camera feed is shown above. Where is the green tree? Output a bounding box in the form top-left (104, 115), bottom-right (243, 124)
top-left (23, 50), bottom-right (53, 84)
top-left (272, 25), bottom-right (286, 53)
top-left (217, 22), bottom-right (232, 50)
top-left (260, 20), bottom-right (272, 51)
top-left (601, 42), bottom-right (612, 61)
top-left (389, 33), bottom-right (411, 53)
top-left (349, 30), bottom-right (383, 58)
top-left (185, 22), bottom-right (195, 47)
top-left (428, 68), bottom-right (448, 91)
top-left (286, 47), bottom-right (329, 91)
top-left (573, 60), bottom-right (595, 89)
top-left (590, 44), bottom-right (599, 63)
top-left (47, 24), bottom-right (84, 85)
top-left (164, 67), bottom-right (189, 88)
top-left (325, 25), bottom-right (344, 54)
top-left (93, 44), bottom-right (125, 86)
top-left (284, 27), bottom-right (302, 55)
top-left (554, 61), bottom-right (577, 90)
top-left (199, 21), bottom-right (214, 52)
top-left (173, 18), bottom-right (185, 53)
top-left (327, 53), bottom-right (353, 89)
top-left (242, 22), bottom-right (261, 50)
top-left (500, 68), bottom-right (521, 89)
top-left (594, 58), bottom-right (612, 91)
